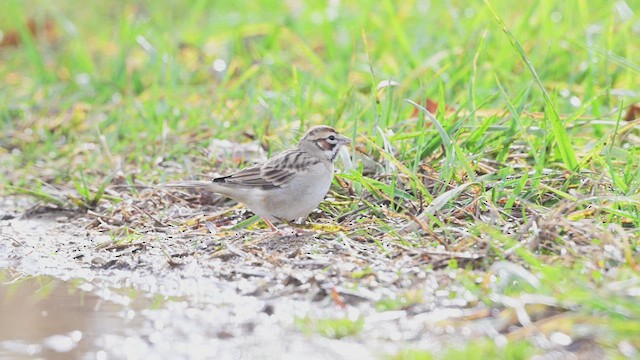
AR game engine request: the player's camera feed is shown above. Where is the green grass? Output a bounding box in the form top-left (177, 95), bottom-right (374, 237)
top-left (296, 316), bottom-right (365, 339)
top-left (1, 0), bottom-right (639, 357)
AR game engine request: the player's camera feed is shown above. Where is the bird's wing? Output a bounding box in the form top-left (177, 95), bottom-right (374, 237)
top-left (213, 149), bottom-right (319, 189)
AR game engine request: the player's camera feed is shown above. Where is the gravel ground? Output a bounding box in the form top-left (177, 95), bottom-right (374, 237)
top-left (0, 195), bottom-right (487, 359)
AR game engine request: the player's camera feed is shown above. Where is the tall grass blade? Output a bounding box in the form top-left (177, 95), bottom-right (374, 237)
top-left (484, 0), bottom-right (578, 171)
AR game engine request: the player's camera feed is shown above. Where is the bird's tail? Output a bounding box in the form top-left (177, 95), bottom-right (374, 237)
top-left (158, 180), bottom-right (237, 203)
top-left (158, 180), bottom-right (212, 189)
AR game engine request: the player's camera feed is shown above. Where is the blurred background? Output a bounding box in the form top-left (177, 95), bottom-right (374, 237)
top-left (1, 1), bottom-right (637, 181)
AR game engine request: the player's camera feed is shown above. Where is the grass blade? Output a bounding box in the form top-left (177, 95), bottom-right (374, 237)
top-left (484, 0), bottom-right (578, 171)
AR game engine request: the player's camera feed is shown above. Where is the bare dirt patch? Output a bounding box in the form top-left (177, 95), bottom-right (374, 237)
top-left (0, 187), bottom-right (616, 358)
top-left (1, 194), bottom-right (487, 358)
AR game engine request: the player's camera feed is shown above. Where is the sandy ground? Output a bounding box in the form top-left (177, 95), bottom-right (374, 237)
top-left (0, 194), bottom-right (609, 359)
top-left (0, 195), bottom-right (484, 359)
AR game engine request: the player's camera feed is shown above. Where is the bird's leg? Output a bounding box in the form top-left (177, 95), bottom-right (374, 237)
top-left (262, 217), bottom-right (280, 232)
top-left (263, 218), bottom-right (302, 236)
top-left (280, 219), bottom-right (312, 234)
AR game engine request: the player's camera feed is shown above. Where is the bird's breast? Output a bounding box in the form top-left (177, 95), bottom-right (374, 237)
top-left (267, 162), bottom-right (334, 220)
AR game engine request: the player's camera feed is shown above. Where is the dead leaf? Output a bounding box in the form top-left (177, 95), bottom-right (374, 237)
top-left (1, 17), bottom-right (58, 48)
top-left (410, 98), bottom-right (456, 119)
top-left (624, 103), bottom-right (640, 122)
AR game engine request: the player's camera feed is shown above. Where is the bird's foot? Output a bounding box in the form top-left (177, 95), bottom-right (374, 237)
top-left (262, 218), bottom-right (312, 236)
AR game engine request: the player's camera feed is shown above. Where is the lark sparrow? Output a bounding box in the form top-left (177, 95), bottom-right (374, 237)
top-left (163, 125), bottom-right (351, 231)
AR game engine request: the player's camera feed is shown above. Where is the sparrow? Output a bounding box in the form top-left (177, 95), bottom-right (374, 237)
top-left (162, 125), bottom-right (351, 231)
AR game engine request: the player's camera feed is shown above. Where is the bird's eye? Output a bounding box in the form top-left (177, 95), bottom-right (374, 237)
top-left (328, 135), bottom-right (336, 141)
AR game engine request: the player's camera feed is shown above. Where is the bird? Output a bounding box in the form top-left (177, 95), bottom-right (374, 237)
top-left (161, 125), bottom-right (351, 231)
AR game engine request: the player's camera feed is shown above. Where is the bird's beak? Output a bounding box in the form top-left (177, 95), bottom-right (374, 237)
top-left (339, 135), bottom-right (352, 145)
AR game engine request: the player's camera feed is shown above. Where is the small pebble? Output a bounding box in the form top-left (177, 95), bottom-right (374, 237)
top-left (91, 256), bottom-right (107, 266)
